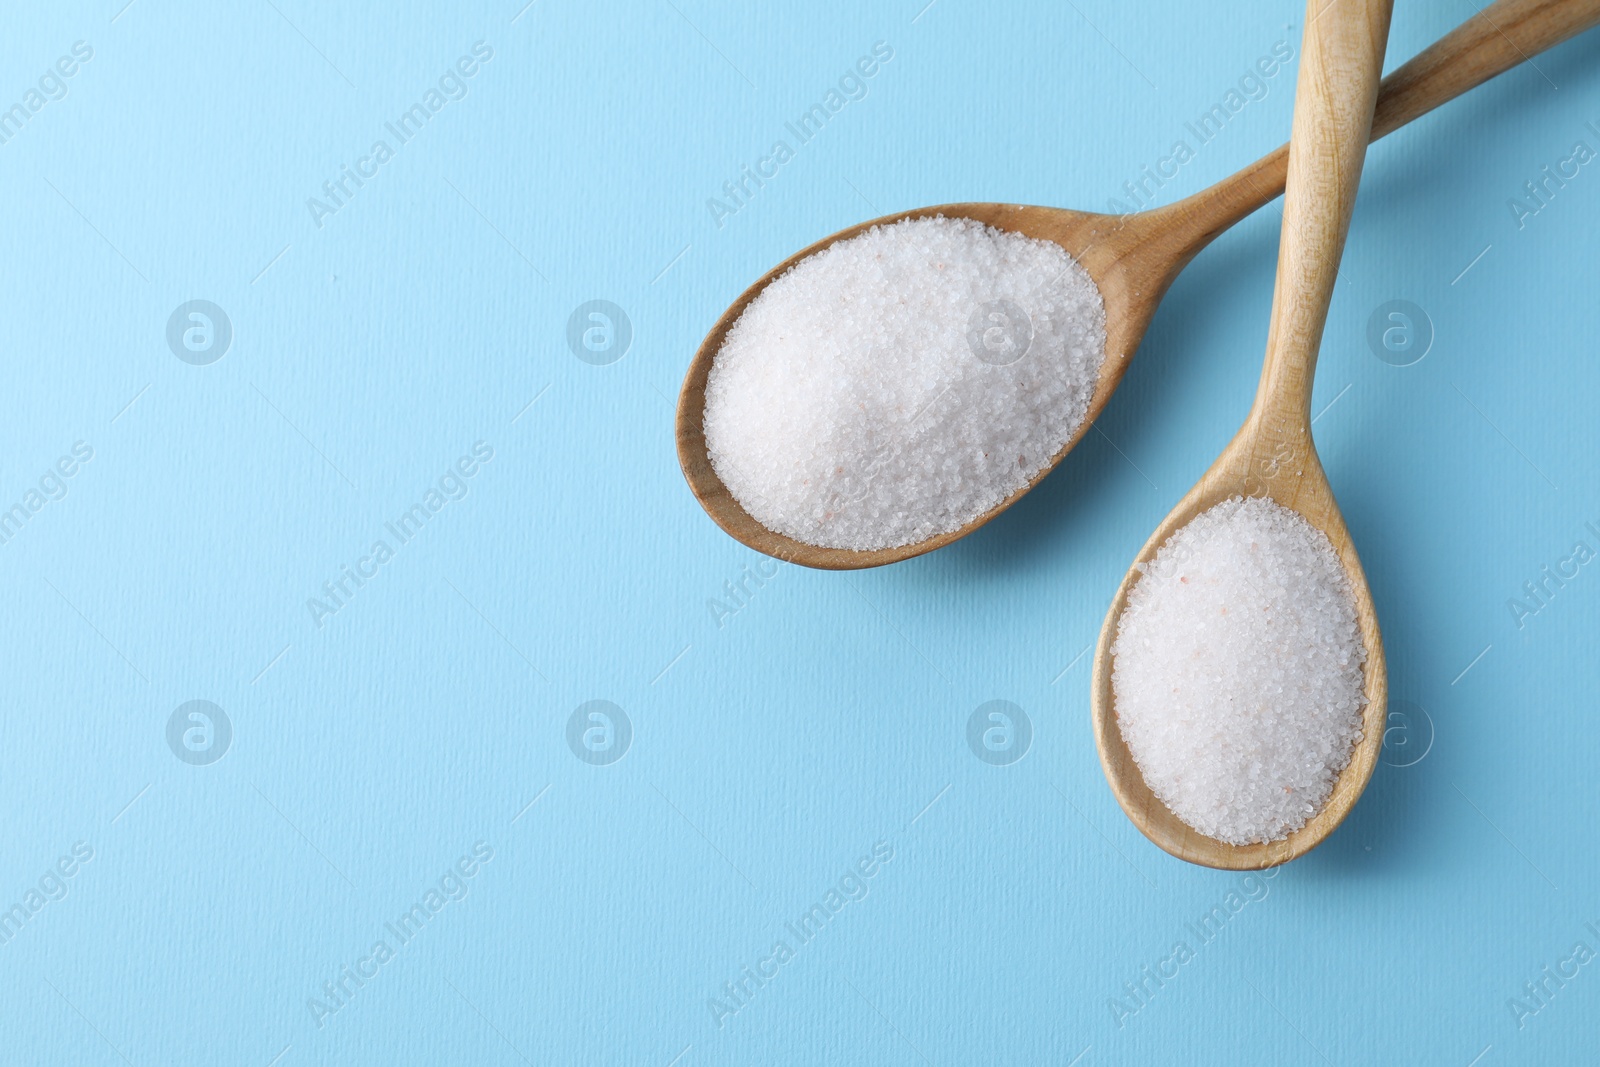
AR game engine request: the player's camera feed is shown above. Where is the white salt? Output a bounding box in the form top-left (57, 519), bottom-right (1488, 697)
top-left (703, 215), bottom-right (1106, 550)
top-left (1111, 496), bottom-right (1367, 846)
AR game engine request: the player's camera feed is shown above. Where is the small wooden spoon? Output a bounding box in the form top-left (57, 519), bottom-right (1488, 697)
top-left (677, 0), bottom-right (1600, 569)
top-left (1092, 0), bottom-right (1391, 869)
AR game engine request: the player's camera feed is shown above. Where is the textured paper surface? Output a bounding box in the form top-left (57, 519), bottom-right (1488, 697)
top-left (2, 1), bottom-right (1597, 1063)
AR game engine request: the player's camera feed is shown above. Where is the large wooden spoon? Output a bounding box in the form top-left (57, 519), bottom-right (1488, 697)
top-left (1092, 0), bottom-right (1391, 868)
top-left (677, 0), bottom-right (1600, 569)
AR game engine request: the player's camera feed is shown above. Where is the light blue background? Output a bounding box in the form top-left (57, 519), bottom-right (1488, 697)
top-left (2, 0), bottom-right (1598, 1063)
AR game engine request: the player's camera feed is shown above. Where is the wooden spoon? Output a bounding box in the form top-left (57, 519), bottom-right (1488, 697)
top-left (677, 0), bottom-right (1600, 569)
top-left (1092, 0), bottom-right (1391, 869)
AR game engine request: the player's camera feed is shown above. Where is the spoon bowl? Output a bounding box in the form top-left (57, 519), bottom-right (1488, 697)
top-left (675, 0), bottom-right (1600, 568)
top-left (1090, 418), bottom-right (1388, 868)
top-left (675, 200), bottom-right (1188, 568)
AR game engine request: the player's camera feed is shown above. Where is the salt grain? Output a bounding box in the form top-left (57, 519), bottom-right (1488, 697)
top-left (703, 216), bottom-right (1107, 550)
top-left (1111, 496), bottom-right (1367, 845)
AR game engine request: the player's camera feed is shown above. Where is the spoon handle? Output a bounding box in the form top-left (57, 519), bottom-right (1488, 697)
top-left (1371, 0), bottom-right (1598, 140)
top-left (1252, 0), bottom-right (1392, 428)
top-left (1168, 0), bottom-right (1600, 258)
